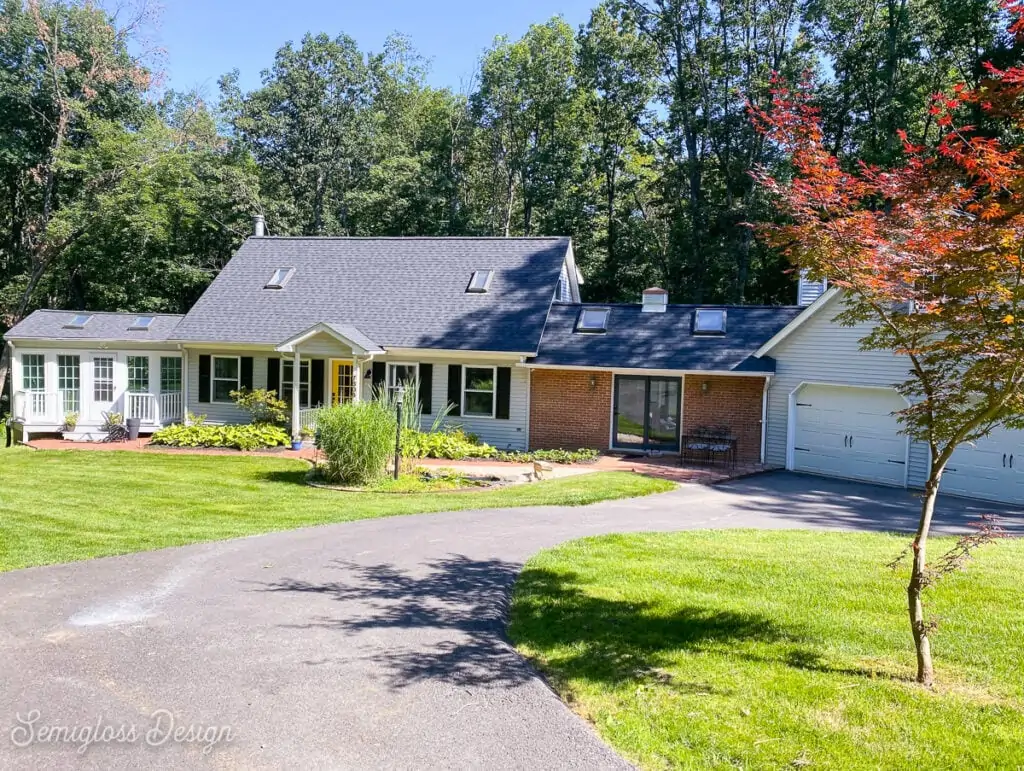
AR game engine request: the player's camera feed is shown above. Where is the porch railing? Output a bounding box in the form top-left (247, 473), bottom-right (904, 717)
top-left (13, 390), bottom-right (77, 423)
top-left (126, 392), bottom-right (156, 423)
top-left (160, 392), bottom-right (184, 423)
top-left (298, 407), bottom-right (323, 434)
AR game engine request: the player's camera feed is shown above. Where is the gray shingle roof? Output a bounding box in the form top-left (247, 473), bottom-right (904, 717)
top-left (5, 310), bottom-right (184, 342)
top-left (170, 237), bottom-right (571, 353)
top-left (533, 304), bottom-right (805, 372)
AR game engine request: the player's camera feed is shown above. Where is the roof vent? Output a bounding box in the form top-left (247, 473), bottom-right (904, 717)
top-left (576, 307), bottom-right (609, 333)
top-left (63, 314), bottom-right (92, 329)
top-left (693, 308), bottom-right (727, 335)
top-left (265, 267), bottom-right (295, 289)
top-left (797, 270), bottom-right (827, 306)
top-left (130, 316), bottom-right (155, 330)
top-left (466, 270), bottom-right (493, 293)
top-left (641, 287), bottom-right (668, 313)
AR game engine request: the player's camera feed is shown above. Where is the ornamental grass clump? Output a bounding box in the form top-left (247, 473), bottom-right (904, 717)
top-left (316, 401), bottom-right (397, 486)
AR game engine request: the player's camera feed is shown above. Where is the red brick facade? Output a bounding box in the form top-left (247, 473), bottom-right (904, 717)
top-left (529, 369), bottom-right (767, 460)
top-left (682, 375), bottom-right (767, 462)
top-left (529, 369), bottom-right (612, 450)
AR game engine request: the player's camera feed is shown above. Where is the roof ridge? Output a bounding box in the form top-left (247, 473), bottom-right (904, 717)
top-left (34, 309), bottom-right (185, 318)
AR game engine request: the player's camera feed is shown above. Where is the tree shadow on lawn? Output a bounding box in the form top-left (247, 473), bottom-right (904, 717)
top-left (257, 468), bottom-right (310, 485)
top-left (251, 556), bottom-right (849, 692)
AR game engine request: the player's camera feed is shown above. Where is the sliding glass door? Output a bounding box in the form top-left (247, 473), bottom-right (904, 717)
top-left (613, 376), bottom-right (681, 452)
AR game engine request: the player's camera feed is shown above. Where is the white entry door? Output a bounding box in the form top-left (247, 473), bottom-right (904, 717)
top-left (89, 354), bottom-right (117, 423)
top-left (792, 384), bottom-right (908, 486)
top-left (942, 426), bottom-right (1024, 506)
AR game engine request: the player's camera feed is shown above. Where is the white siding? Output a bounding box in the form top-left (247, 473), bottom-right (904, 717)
top-left (377, 354), bottom-right (529, 451)
top-left (765, 293), bottom-right (929, 488)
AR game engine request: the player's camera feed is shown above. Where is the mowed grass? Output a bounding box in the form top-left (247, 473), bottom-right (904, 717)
top-left (509, 530), bottom-right (1024, 770)
top-left (0, 448), bottom-right (673, 572)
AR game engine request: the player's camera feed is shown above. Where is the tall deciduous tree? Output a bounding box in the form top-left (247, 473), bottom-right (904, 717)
top-left (752, 15), bottom-right (1024, 681)
top-left (0, 0), bottom-right (150, 404)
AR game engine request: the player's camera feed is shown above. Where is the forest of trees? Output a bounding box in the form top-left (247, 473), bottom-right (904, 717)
top-left (0, 0), bottom-right (1019, 403)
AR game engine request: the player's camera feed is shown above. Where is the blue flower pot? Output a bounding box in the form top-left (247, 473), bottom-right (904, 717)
top-left (291, 440), bottom-right (303, 451)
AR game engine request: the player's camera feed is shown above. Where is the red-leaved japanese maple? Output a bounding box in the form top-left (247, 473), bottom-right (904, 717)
top-left (750, 4), bottom-right (1024, 686)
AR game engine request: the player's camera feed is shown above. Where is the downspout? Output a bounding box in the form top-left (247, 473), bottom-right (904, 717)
top-left (760, 375), bottom-right (771, 465)
top-left (180, 344), bottom-right (189, 425)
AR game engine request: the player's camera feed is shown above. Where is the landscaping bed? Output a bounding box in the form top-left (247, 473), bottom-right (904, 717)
top-left (306, 465), bottom-right (507, 493)
top-left (509, 530), bottom-right (1024, 770)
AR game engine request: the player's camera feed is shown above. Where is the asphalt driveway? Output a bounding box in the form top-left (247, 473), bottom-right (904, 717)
top-left (1, 472), bottom-right (1020, 769)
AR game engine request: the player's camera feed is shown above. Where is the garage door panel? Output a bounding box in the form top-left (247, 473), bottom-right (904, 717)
top-left (793, 385), bottom-right (907, 487)
top-left (942, 427), bottom-right (1024, 505)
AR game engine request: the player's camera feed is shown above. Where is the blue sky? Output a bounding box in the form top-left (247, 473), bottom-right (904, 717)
top-left (146, 0), bottom-right (596, 96)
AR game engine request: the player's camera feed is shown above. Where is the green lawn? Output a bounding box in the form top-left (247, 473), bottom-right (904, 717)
top-left (0, 448), bottom-right (673, 572)
top-left (509, 530), bottom-right (1024, 770)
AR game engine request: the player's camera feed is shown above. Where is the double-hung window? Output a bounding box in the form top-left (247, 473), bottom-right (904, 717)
top-left (462, 366), bottom-right (496, 418)
top-left (281, 359), bottom-right (311, 408)
top-left (93, 357), bottom-right (114, 403)
top-left (212, 356), bottom-right (240, 403)
top-left (386, 363), bottom-right (418, 398)
top-left (127, 356), bottom-right (150, 394)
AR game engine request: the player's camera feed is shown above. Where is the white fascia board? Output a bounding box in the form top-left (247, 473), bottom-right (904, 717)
top-left (381, 347), bottom-right (533, 360)
top-left (521, 362), bottom-right (773, 378)
top-left (753, 287), bottom-right (842, 358)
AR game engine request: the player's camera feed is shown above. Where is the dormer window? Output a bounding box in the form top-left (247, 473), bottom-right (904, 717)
top-left (694, 308), bottom-right (727, 335)
top-left (64, 314), bottom-right (92, 329)
top-left (265, 267), bottom-right (295, 289)
top-left (466, 270), bottom-right (493, 293)
top-left (130, 316), bottom-right (155, 330)
top-left (576, 307), bottom-right (609, 333)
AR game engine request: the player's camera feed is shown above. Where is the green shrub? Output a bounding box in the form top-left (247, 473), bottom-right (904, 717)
top-left (150, 423), bottom-right (290, 451)
top-left (230, 388), bottom-right (288, 425)
top-left (316, 401), bottom-right (397, 485)
top-left (400, 428), bottom-right (598, 465)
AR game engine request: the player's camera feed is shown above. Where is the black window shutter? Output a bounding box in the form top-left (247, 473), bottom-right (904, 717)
top-left (240, 357), bottom-right (254, 390)
top-left (311, 359), bottom-right (325, 407)
top-left (418, 363), bottom-right (433, 415)
top-left (198, 355), bottom-right (211, 403)
top-left (496, 367), bottom-right (511, 420)
top-left (447, 364), bottom-right (462, 416)
top-left (372, 361), bottom-right (387, 395)
top-left (267, 358), bottom-right (280, 396)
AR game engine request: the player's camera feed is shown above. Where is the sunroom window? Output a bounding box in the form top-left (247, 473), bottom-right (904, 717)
top-left (463, 366), bottom-right (496, 417)
top-left (21, 354), bottom-right (44, 391)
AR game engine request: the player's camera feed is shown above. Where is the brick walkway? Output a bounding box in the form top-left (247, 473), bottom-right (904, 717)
top-left (23, 438), bottom-right (771, 485)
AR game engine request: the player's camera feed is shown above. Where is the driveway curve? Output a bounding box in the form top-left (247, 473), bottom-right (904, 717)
top-left (1, 472), bottom-right (1020, 770)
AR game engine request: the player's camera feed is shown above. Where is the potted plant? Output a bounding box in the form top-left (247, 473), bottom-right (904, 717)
top-left (61, 411), bottom-right (79, 436)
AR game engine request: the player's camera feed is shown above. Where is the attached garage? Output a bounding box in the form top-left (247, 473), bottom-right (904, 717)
top-left (790, 384), bottom-right (908, 487)
top-left (941, 426), bottom-right (1024, 506)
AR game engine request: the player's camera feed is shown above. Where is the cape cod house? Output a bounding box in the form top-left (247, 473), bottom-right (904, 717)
top-left (6, 219), bottom-right (1023, 506)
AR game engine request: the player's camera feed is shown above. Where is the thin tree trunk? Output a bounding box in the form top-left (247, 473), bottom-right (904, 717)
top-left (909, 473), bottom-right (940, 685)
top-left (0, 344), bottom-right (11, 416)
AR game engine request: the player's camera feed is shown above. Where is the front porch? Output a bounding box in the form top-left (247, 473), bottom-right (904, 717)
top-left (13, 388), bottom-right (184, 440)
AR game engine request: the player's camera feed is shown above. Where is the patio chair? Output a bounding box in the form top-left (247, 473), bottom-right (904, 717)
top-left (100, 411), bottom-right (129, 443)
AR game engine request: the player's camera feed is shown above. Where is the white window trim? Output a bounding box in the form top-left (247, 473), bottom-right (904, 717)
top-left (21, 353), bottom-right (45, 391)
top-left (282, 358), bottom-right (312, 409)
top-left (462, 365), bottom-right (497, 419)
top-left (212, 355), bottom-right (241, 403)
top-left (126, 355), bottom-right (151, 394)
top-left (386, 362), bottom-right (420, 394)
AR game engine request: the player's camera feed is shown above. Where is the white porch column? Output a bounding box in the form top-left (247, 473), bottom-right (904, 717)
top-left (291, 350), bottom-right (301, 440)
top-left (353, 358), bottom-right (362, 402)
top-left (181, 347), bottom-right (189, 425)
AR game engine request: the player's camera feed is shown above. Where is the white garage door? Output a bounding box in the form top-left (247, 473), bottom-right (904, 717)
top-left (792, 384), bottom-right (908, 486)
top-left (942, 426), bottom-right (1024, 506)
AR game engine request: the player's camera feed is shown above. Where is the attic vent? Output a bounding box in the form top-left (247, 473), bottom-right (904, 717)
top-left (576, 307), bottom-right (609, 333)
top-left (694, 308), bottom-right (727, 335)
top-left (265, 267), bottom-right (295, 289)
top-left (466, 270), bottom-right (493, 293)
top-left (130, 316), bottom-right (155, 330)
top-left (63, 314), bottom-right (92, 329)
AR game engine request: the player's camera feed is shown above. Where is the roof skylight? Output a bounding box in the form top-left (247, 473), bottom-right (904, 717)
top-left (130, 316), bottom-right (155, 330)
top-left (694, 308), bottom-right (727, 335)
top-left (576, 308), bottom-right (609, 333)
top-left (466, 270), bottom-right (493, 293)
top-left (63, 314), bottom-right (92, 329)
top-left (265, 267), bottom-right (295, 289)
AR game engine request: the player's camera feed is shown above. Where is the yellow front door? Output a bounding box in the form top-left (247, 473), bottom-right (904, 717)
top-left (331, 360), bottom-right (355, 405)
